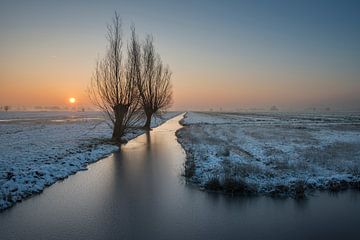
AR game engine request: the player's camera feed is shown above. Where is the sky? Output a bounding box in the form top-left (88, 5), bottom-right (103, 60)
top-left (0, 0), bottom-right (359, 111)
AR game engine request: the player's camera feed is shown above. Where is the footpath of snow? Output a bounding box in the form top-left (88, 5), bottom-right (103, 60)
top-left (0, 111), bottom-right (180, 210)
top-left (177, 111), bottom-right (360, 198)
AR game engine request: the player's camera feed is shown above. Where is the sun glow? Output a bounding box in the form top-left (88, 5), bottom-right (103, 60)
top-left (69, 97), bottom-right (76, 104)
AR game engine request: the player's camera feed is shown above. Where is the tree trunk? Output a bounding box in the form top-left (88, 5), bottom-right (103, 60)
top-left (143, 109), bottom-right (153, 130)
top-left (112, 104), bottom-right (129, 142)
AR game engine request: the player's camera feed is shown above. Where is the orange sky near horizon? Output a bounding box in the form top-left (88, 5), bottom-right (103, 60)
top-left (0, 49), bottom-right (358, 110)
top-left (1, 60), bottom-right (358, 110)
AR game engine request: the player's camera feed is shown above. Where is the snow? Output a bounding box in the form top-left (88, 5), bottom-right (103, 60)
top-left (177, 111), bottom-right (360, 197)
top-left (0, 111), bottom-right (180, 210)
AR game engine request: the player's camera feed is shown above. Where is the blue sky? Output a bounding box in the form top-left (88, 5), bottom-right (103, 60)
top-left (1, 0), bottom-right (359, 110)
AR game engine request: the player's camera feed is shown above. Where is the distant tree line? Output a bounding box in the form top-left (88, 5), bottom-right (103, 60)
top-left (0, 105), bottom-right (10, 112)
top-left (89, 12), bottom-right (172, 142)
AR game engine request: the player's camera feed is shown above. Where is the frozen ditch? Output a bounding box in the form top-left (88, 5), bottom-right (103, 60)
top-left (0, 111), bottom-right (180, 210)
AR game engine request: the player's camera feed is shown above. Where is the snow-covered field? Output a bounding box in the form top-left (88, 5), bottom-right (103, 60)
top-left (0, 111), bottom-right (180, 210)
top-left (176, 111), bottom-right (360, 198)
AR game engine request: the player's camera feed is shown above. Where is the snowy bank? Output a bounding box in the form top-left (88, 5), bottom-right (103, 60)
top-left (176, 111), bottom-right (360, 198)
top-left (0, 111), bottom-right (180, 210)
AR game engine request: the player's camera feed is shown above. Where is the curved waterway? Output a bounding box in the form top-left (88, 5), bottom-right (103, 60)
top-left (1, 114), bottom-right (360, 240)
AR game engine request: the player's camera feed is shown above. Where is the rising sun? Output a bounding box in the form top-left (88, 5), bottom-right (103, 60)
top-left (69, 97), bottom-right (76, 104)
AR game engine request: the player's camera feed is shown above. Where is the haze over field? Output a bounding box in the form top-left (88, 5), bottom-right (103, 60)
top-left (1, 0), bottom-right (359, 111)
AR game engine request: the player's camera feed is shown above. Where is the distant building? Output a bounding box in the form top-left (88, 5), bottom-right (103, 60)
top-left (270, 105), bottom-right (279, 111)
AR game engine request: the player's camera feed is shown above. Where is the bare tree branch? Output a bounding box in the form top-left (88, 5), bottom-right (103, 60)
top-left (88, 12), bottom-right (142, 142)
top-left (136, 34), bottom-right (173, 129)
